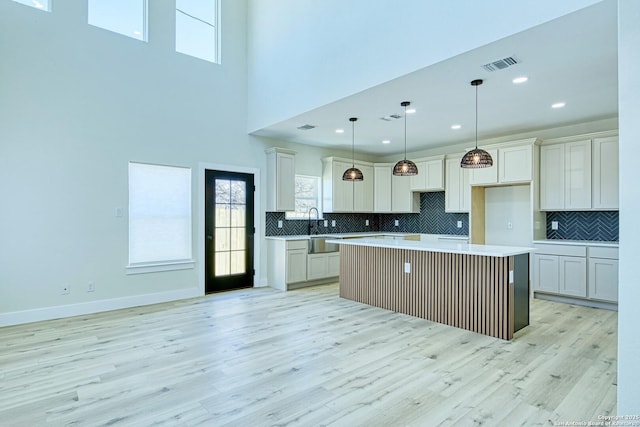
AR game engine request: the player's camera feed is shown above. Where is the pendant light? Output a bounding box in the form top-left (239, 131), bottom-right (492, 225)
top-left (342, 117), bottom-right (364, 181)
top-left (461, 79), bottom-right (493, 168)
top-left (393, 101), bottom-right (418, 176)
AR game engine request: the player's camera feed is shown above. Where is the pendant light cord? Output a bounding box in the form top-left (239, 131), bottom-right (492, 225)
top-left (352, 120), bottom-right (355, 168)
top-left (475, 83), bottom-right (479, 150)
top-left (404, 104), bottom-right (408, 160)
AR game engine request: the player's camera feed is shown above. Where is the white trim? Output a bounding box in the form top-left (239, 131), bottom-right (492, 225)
top-left (198, 162), bottom-right (262, 295)
top-left (0, 287), bottom-right (201, 327)
top-left (126, 260), bottom-right (195, 275)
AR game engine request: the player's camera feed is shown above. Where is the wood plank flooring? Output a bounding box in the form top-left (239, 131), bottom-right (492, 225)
top-left (0, 283), bottom-right (617, 426)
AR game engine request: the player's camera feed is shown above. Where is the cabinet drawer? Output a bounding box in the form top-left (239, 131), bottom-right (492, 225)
top-left (589, 246), bottom-right (619, 259)
top-left (533, 244), bottom-right (586, 257)
top-left (287, 240), bottom-right (308, 250)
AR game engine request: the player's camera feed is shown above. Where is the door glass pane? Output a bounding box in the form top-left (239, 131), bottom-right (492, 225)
top-left (215, 251), bottom-right (230, 276)
top-left (215, 228), bottom-right (230, 251)
top-left (231, 181), bottom-right (246, 204)
top-left (230, 251), bottom-right (245, 275)
top-left (215, 204), bottom-right (230, 227)
top-left (215, 179), bottom-right (231, 203)
top-left (231, 205), bottom-right (246, 227)
top-left (231, 228), bottom-right (245, 250)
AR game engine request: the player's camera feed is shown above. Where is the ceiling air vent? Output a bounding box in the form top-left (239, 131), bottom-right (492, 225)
top-left (380, 114), bottom-right (402, 122)
top-left (296, 124), bottom-right (316, 130)
top-left (482, 56), bottom-right (518, 72)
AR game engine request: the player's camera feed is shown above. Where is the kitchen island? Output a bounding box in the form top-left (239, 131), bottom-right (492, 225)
top-left (327, 238), bottom-right (534, 340)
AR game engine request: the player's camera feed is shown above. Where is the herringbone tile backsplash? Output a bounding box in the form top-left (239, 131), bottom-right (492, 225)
top-left (265, 192), bottom-right (469, 236)
top-left (546, 211), bottom-right (619, 241)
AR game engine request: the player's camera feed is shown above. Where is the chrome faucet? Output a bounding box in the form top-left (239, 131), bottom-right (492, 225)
top-left (308, 207), bottom-right (320, 235)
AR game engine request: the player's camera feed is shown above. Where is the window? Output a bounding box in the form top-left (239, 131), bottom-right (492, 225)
top-left (10, 0), bottom-right (50, 11)
top-left (286, 175), bottom-right (322, 220)
top-left (176, 0), bottom-right (219, 63)
top-left (128, 162), bottom-right (193, 273)
top-left (88, 0), bottom-right (147, 41)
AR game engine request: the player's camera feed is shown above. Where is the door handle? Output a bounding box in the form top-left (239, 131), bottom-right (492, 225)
top-left (207, 235), bottom-right (213, 241)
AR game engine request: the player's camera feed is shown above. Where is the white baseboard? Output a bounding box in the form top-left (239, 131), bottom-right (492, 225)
top-left (0, 288), bottom-right (202, 328)
top-left (255, 277), bottom-right (268, 287)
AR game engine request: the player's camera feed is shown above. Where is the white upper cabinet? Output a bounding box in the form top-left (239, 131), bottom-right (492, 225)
top-left (353, 162), bottom-right (374, 212)
top-left (565, 140), bottom-right (592, 209)
top-left (540, 143), bottom-right (565, 210)
top-left (445, 156), bottom-right (470, 213)
top-left (374, 164), bottom-right (393, 212)
top-left (323, 158), bottom-right (354, 212)
top-left (469, 148), bottom-right (498, 185)
top-left (539, 138), bottom-right (613, 211)
top-left (323, 157), bottom-right (374, 213)
top-left (499, 144), bottom-right (533, 183)
top-left (392, 174), bottom-right (420, 213)
top-left (410, 156), bottom-right (445, 191)
top-left (265, 147), bottom-right (296, 212)
top-left (468, 141), bottom-right (536, 186)
top-left (592, 136), bottom-right (619, 210)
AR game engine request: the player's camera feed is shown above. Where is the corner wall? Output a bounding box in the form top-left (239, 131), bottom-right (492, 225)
top-left (0, 0), bottom-right (257, 324)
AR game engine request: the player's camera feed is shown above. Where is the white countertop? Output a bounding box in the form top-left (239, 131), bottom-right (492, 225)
top-left (265, 232), bottom-right (468, 241)
top-left (327, 237), bottom-right (534, 257)
top-left (533, 239), bottom-right (618, 248)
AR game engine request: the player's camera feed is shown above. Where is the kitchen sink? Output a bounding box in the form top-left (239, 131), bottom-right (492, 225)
top-left (308, 236), bottom-right (340, 254)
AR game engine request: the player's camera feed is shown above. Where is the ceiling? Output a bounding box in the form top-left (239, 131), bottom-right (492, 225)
top-left (251, 1), bottom-right (618, 156)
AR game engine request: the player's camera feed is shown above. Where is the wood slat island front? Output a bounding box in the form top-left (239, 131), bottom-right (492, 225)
top-left (328, 238), bottom-right (533, 340)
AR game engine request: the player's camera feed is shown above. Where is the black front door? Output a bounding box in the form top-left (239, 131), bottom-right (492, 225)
top-left (205, 170), bottom-right (255, 293)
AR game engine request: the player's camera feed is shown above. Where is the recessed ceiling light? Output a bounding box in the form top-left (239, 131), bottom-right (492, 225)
top-left (335, 129), bottom-right (344, 134)
top-left (382, 140), bottom-right (391, 144)
top-left (133, 30), bottom-right (142, 36)
top-left (406, 108), bottom-right (416, 114)
top-left (551, 102), bottom-right (566, 109)
top-left (451, 124), bottom-right (462, 130)
top-left (512, 76), bottom-right (528, 84)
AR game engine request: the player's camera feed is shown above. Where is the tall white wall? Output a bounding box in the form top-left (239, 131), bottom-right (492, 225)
top-left (617, 0), bottom-right (640, 414)
top-left (247, 0), bottom-right (603, 132)
top-left (0, 0), bottom-right (259, 323)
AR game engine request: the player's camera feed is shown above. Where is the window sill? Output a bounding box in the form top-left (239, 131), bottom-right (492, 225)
top-left (126, 260), bottom-right (195, 275)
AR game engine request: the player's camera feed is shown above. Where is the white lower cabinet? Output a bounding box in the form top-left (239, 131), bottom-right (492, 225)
top-left (328, 252), bottom-right (340, 277)
top-left (533, 254), bottom-right (586, 297)
top-left (559, 256), bottom-right (587, 297)
top-left (307, 252), bottom-right (341, 281)
top-left (286, 242), bottom-right (308, 284)
top-left (533, 243), bottom-right (618, 305)
top-left (588, 246), bottom-right (619, 302)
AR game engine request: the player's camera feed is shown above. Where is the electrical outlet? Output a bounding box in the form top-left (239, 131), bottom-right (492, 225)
top-left (324, 220), bottom-right (328, 227)
top-left (87, 281), bottom-right (95, 292)
top-left (457, 221), bottom-right (462, 228)
top-left (507, 221), bottom-right (513, 230)
top-left (404, 262), bottom-right (411, 274)
top-left (394, 219), bottom-right (399, 227)
top-left (115, 207), bottom-right (123, 218)
top-left (551, 221), bottom-right (559, 230)
top-left (365, 219), bottom-right (369, 226)
top-left (331, 220), bottom-right (336, 227)
top-left (61, 286), bottom-right (70, 295)
top-left (277, 220), bottom-right (283, 228)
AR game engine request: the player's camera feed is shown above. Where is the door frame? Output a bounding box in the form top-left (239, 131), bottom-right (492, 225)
top-left (198, 162), bottom-right (263, 295)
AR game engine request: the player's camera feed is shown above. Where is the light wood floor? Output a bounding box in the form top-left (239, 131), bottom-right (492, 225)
top-left (0, 283), bottom-right (617, 426)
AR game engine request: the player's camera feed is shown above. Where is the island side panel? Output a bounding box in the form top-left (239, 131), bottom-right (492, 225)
top-left (339, 245), bottom-right (515, 340)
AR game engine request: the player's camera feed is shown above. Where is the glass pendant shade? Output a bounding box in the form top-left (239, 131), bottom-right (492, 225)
top-left (393, 159), bottom-right (419, 176)
top-left (342, 167), bottom-right (364, 181)
top-left (342, 117), bottom-right (364, 181)
top-left (461, 79), bottom-right (493, 169)
top-left (460, 148), bottom-right (493, 168)
top-left (392, 101), bottom-right (418, 176)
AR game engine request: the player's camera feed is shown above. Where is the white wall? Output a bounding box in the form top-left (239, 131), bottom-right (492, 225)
top-left (0, 0), bottom-right (260, 324)
top-left (484, 185), bottom-right (531, 246)
top-left (247, 0), bottom-right (603, 132)
top-left (617, 0), bottom-right (640, 414)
